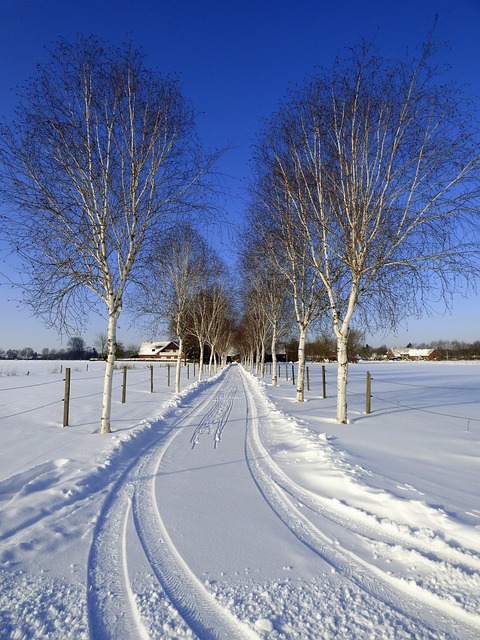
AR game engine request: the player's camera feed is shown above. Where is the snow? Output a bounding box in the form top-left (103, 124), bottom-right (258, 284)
top-left (0, 359), bottom-right (479, 639)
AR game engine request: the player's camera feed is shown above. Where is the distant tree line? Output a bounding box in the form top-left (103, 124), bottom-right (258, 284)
top-left (0, 336), bottom-right (139, 360)
top-left (300, 337), bottom-right (480, 362)
top-left (403, 340), bottom-right (480, 361)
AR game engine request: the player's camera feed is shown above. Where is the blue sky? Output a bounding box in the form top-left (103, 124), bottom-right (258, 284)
top-left (1, 0), bottom-right (480, 351)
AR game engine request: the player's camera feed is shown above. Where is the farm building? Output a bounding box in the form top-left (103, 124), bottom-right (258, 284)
top-left (137, 341), bottom-right (180, 361)
top-left (387, 347), bottom-right (441, 361)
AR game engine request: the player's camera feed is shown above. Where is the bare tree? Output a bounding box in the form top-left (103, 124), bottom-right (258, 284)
top-left (216, 316), bottom-right (235, 368)
top-left (67, 336), bottom-right (86, 359)
top-left (0, 36), bottom-right (218, 433)
top-left (240, 286), bottom-right (271, 376)
top-left (240, 241), bottom-right (293, 386)
top-left (236, 313), bottom-right (257, 369)
top-left (205, 289), bottom-right (234, 375)
top-left (245, 196), bottom-right (328, 401)
top-left (138, 224), bottom-right (213, 392)
top-left (93, 333), bottom-right (108, 360)
top-left (187, 254), bottom-right (230, 381)
top-left (251, 40), bottom-right (480, 422)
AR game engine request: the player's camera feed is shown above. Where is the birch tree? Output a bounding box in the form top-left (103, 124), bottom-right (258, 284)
top-left (187, 253), bottom-right (229, 381)
top-left (240, 287), bottom-right (271, 376)
top-left (239, 246), bottom-right (293, 385)
top-left (0, 36), bottom-right (218, 433)
top-left (236, 313), bottom-right (257, 369)
top-left (139, 224), bottom-right (212, 393)
top-left (251, 41), bottom-right (480, 422)
top-left (205, 289), bottom-right (234, 375)
top-left (246, 196), bottom-right (328, 401)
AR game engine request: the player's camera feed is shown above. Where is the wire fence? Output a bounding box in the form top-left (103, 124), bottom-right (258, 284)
top-left (2, 360), bottom-right (479, 430)
top-left (254, 362), bottom-right (480, 429)
top-left (0, 361), bottom-right (202, 426)
top-left (367, 373), bottom-right (480, 426)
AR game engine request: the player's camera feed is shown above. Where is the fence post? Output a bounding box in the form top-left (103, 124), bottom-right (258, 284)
top-left (63, 367), bottom-right (71, 427)
top-left (292, 364), bottom-right (295, 385)
top-left (167, 364), bottom-right (171, 387)
top-left (187, 363), bottom-right (190, 379)
top-left (322, 365), bottom-right (326, 399)
top-left (150, 365), bottom-right (154, 393)
top-left (306, 366), bottom-right (310, 391)
top-left (285, 361), bottom-right (288, 381)
top-left (121, 366), bottom-right (127, 403)
top-left (366, 371), bottom-right (372, 414)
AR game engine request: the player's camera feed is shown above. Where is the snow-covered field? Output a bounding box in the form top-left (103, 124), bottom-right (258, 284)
top-left (0, 359), bottom-right (479, 639)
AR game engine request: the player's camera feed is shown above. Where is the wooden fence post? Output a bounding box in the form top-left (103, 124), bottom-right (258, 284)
top-left (306, 366), bottom-right (310, 391)
top-left (322, 365), bottom-right (326, 399)
top-left (63, 367), bottom-right (71, 427)
top-left (122, 366), bottom-right (127, 403)
top-left (366, 371), bottom-right (372, 414)
top-left (150, 365), bottom-right (154, 393)
top-left (292, 364), bottom-right (295, 385)
top-left (167, 364), bottom-right (171, 387)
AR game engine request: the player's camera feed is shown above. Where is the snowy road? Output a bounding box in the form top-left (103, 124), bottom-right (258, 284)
top-left (84, 365), bottom-right (480, 639)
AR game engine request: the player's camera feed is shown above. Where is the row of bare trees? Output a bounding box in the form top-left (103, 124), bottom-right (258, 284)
top-left (137, 224), bottom-right (234, 393)
top-left (0, 37), bottom-right (220, 433)
top-left (1, 35), bottom-right (480, 431)
top-left (240, 39), bottom-right (480, 423)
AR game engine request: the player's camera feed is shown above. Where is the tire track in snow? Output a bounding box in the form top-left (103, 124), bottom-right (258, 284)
top-left (189, 377), bottom-right (236, 450)
top-left (88, 373), bottom-right (258, 640)
top-left (88, 478), bottom-right (149, 640)
top-left (132, 419), bottom-right (257, 640)
top-left (240, 367), bottom-right (480, 638)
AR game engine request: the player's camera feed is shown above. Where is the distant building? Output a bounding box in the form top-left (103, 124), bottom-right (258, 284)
top-left (137, 341), bottom-right (180, 361)
top-left (387, 347), bottom-right (440, 361)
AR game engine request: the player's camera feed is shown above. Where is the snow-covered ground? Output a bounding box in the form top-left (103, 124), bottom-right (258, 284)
top-left (0, 359), bottom-right (479, 639)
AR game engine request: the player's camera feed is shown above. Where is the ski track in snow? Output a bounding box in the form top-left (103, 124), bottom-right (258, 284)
top-left (239, 367), bottom-right (480, 639)
top-left (3, 363), bottom-right (480, 638)
top-left (86, 365), bottom-right (480, 639)
top-left (190, 383), bottom-right (236, 450)
top-left (87, 373), bottom-right (258, 640)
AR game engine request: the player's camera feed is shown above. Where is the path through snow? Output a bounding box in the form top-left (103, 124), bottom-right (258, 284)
top-left (1, 362), bottom-right (479, 638)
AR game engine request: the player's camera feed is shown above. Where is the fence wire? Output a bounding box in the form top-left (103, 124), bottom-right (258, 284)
top-left (0, 364), bottom-right (180, 425)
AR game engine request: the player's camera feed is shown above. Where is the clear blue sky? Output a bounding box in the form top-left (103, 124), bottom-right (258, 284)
top-left (1, 0), bottom-right (480, 351)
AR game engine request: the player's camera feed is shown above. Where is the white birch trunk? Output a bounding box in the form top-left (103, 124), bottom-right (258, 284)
top-left (271, 322), bottom-right (278, 387)
top-left (208, 348), bottom-right (214, 376)
top-left (198, 344), bottom-right (205, 381)
top-left (100, 313), bottom-right (118, 434)
top-left (175, 335), bottom-right (183, 394)
top-left (333, 289), bottom-right (357, 423)
top-left (296, 325), bottom-right (307, 402)
top-left (336, 330), bottom-right (349, 423)
top-left (260, 342), bottom-right (266, 378)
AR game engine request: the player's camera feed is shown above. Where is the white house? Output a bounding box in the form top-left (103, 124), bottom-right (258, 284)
top-left (137, 341), bottom-right (180, 361)
top-left (387, 347), bottom-right (440, 361)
